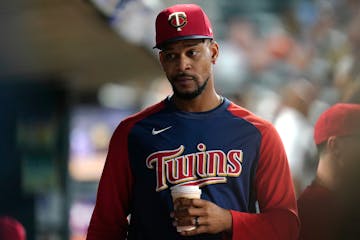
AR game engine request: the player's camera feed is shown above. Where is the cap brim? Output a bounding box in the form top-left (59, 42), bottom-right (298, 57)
top-left (153, 35), bottom-right (213, 49)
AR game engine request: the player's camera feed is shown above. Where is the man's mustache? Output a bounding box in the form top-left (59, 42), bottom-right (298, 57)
top-left (172, 73), bottom-right (196, 81)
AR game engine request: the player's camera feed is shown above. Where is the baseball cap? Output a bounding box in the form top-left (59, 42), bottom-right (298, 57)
top-left (154, 4), bottom-right (213, 49)
top-left (0, 216), bottom-right (26, 240)
top-left (314, 103), bottom-right (360, 145)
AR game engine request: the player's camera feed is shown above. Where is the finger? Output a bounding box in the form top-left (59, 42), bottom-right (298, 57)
top-left (173, 203), bottom-right (199, 218)
top-left (178, 216), bottom-right (205, 231)
top-left (173, 199), bottom-right (193, 212)
top-left (180, 225), bottom-right (208, 236)
top-left (174, 205), bottom-right (207, 220)
top-left (190, 198), bottom-right (208, 208)
top-left (175, 216), bottom-right (195, 226)
top-left (194, 216), bottom-right (199, 227)
top-left (186, 207), bottom-right (206, 217)
top-left (173, 207), bottom-right (191, 218)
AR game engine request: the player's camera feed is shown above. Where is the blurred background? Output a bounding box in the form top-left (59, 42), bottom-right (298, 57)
top-left (1, 0), bottom-right (359, 239)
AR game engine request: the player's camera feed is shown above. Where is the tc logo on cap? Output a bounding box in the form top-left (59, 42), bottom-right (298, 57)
top-left (168, 12), bottom-right (187, 31)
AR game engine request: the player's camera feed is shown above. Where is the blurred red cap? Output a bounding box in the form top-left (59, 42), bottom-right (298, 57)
top-left (314, 103), bottom-right (360, 144)
top-left (154, 4), bottom-right (213, 49)
top-left (0, 216), bottom-right (26, 240)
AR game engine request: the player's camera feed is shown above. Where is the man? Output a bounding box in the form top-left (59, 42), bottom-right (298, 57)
top-left (87, 4), bottom-right (299, 240)
top-left (298, 103), bottom-right (360, 240)
top-left (274, 78), bottom-right (317, 196)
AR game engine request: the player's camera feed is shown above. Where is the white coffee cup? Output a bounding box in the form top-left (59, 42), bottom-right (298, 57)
top-left (170, 185), bottom-right (202, 232)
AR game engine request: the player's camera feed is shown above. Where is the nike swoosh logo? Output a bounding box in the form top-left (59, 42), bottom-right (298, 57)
top-left (152, 126), bottom-right (172, 135)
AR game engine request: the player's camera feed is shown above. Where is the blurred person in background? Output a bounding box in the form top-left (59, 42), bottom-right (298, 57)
top-left (273, 77), bottom-right (317, 196)
top-left (334, 8), bottom-right (360, 104)
top-left (297, 103), bottom-right (360, 240)
top-left (87, 3), bottom-right (299, 240)
top-left (0, 216), bottom-right (26, 240)
top-left (214, 18), bottom-right (254, 96)
top-left (347, 6), bottom-right (360, 62)
top-left (343, 81), bottom-right (360, 103)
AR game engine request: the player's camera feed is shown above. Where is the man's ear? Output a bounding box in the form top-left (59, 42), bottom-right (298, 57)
top-left (159, 51), bottom-right (165, 69)
top-left (210, 41), bottom-right (219, 64)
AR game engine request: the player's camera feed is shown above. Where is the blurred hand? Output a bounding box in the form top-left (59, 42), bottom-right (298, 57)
top-left (171, 198), bottom-right (232, 236)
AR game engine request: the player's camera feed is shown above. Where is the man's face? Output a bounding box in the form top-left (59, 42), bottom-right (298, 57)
top-left (159, 39), bottom-right (218, 100)
top-left (337, 135), bottom-right (360, 184)
top-left (341, 135), bottom-right (360, 163)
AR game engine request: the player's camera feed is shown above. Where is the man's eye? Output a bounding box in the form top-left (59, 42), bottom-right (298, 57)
top-left (188, 50), bottom-right (198, 57)
top-left (165, 53), bottom-right (176, 60)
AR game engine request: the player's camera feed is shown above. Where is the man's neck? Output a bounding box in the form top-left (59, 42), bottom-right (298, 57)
top-left (172, 92), bottom-right (223, 112)
top-left (316, 157), bottom-right (337, 191)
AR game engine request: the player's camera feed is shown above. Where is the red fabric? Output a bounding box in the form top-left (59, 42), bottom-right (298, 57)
top-left (86, 101), bottom-right (166, 240)
top-left (228, 103), bottom-right (299, 240)
top-left (0, 216), bottom-right (26, 240)
top-left (297, 181), bottom-right (341, 240)
top-left (155, 4), bottom-right (213, 48)
top-left (314, 103), bottom-right (360, 144)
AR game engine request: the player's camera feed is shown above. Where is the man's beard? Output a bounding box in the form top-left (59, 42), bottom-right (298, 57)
top-left (171, 76), bottom-right (209, 100)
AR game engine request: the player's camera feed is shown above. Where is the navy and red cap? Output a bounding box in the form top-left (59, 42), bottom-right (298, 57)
top-left (314, 103), bottom-right (360, 145)
top-left (154, 4), bottom-right (213, 49)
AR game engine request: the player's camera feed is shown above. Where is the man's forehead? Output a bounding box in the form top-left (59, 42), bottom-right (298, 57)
top-left (160, 39), bottom-right (206, 51)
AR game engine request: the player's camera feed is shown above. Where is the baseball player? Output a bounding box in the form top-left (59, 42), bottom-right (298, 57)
top-left (298, 103), bottom-right (360, 239)
top-left (86, 4), bottom-right (299, 240)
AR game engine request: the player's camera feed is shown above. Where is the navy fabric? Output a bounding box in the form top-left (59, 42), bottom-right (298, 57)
top-left (126, 98), bottom-right (262, 240)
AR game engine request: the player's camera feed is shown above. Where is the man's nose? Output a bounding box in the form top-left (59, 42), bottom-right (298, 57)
top-left (177, 55), bottom-right (191, 72)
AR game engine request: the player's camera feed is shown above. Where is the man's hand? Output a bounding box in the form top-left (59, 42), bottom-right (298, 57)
top-left (171, 198), bottom-right (232, 236)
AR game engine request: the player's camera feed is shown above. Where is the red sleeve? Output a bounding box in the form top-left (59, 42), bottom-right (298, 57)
top-left (86, 101), bottom-right (165, 240)
top-left (86, 121), bottom-right (134, 240)
top-left (230, 122), bottom-right (299, 240)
